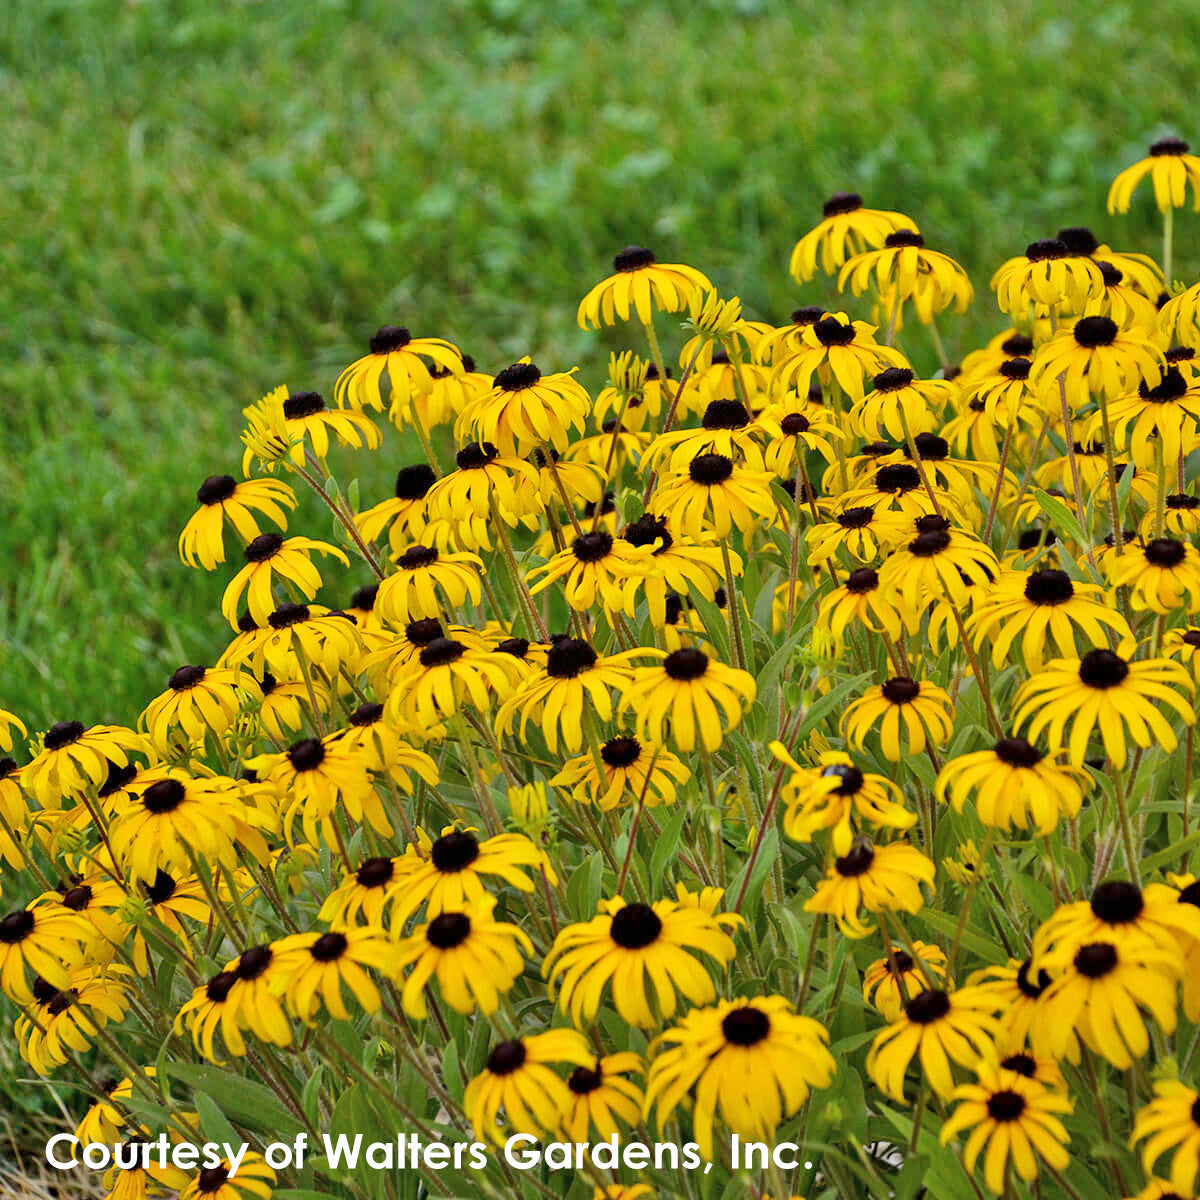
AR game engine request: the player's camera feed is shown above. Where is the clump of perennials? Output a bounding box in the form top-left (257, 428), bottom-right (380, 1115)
top-left (7, 139), bottom-right (1200, 1200)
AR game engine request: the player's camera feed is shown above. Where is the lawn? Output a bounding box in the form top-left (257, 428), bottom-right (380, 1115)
top-left (1, 0), bottom-right (1197, 728)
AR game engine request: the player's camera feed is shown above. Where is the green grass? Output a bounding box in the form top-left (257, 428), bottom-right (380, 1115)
top-left (1, 0), bottom-right (1198, 727)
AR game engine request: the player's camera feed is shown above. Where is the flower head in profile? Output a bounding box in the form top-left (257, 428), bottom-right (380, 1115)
top-left (842, 676), bottom-right (954, 763)
top-left (805, 840), bottom-right (935, 937)
top-left (1130, 1081), bottom-right (1200, 1197)
top-left (577, 246), bottom-right (712, 329)
top-left (789, 192), bottom-right (917, 281)
top-left (1109, 136), bottom-right (1200, 213)
top-left (334, 324), bottom-right (464, 419)
top-left (179, 476), bottom-right (296, 571)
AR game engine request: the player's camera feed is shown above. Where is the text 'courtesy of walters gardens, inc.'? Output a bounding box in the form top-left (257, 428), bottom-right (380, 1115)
top-left (46, 1131), bottom-right (815, 1175)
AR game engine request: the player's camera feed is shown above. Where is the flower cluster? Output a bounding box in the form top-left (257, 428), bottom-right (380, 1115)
top-left (3, 138), bottom-right (1200, 1200)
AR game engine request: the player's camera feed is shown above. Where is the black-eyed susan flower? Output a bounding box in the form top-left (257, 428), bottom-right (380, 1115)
top-left (544, 889), bottom-right (741, 1028)
top-left (967, 566), bottom-right (1132, 672)
top-left (550, 734), bottom-right (690, 810)
top-left (270, 927), bottom-right (391, 1023)
top-left (804, 841), bottom-right (935, 937)
top-left (1013, 648), bottom-right (1194, 768)
top-left (102, 1142), bottom-right (191, 1200)
top-left (21, 722), bottom-right (146, 810)
top-left (816, 566), bottom-right (916, 647)
top-left (244, 388), bottom-right (381, 474)
top-left (387, 826), bottom-right (557, 925)
top-left (129, 869), bottom-right (213, 973)
top-left (140, 666), bottom-right (251, 754)
top-left (355, 464), bottom-right (437, 554)
top-left (385, 635), bottom-right (524, 731)
top-left (863, 941), bottom-right (948, 1022)
top-left (772, 314), bottom-right (908, 404)
top-left (643, 994), bottom-right (836, 1161)
top-left (877, 515), bottom-right (998, 610)
top-left (1109, 136), bottom-right (1200, 213)
top-left (577, 246), bottom-right (712, 329)
top-left (248, 672), bottom-right (314, 741)
top-left (619, 513), bottom-right (728, 626)
top-left (390, 895), bottom-right (531, 1018)
top-left (789, 192), bottom-right (916, 282)
top-left (1031, 315), bottom-right (1163, 409)
top-left (964, 356), bottom-right (1044, 426)
top-left (939, 1058), bottom-right (1072, 1195)
top-left (643, 397), bottom-right (772, 474)
top-left (1164, 627), bottom-right (1200, 682)
top-left (1145, 492), bottom-right (1200, 540)
top-left (375, 544), bottom-right (483, 623)
top-left (652, 451), bottom-right (779, 539)
top-left (866, 984), bottom-right (1001, 1100)
top-left (464, 1028), bottom-right (593, 1145)
top-left (771, 744), bottom-right (914, 855)
top-left (1033, 936), bottom-right (1179, 1068)
top-left (805, 504), bottom-right (908, 568)
top-left (37, 871), bottom-right (128, 961)
top-left (16, 966), bottom-right (133, 1073)
top-left (74, 1068), bottom-right (157, 1145)
top-left (425, 442), bottom-right (541, 551)
top-left (618, 647), bottom-right (756, 754)
top-left (1107, 537), bottom-right (1200, 613)
top-left (0, 902), bottom-right (91, 1004)
top-left (757, 397), bottom-right (842, 479)
top-left (527, 530), bottom-right (656, 616)
top-left (842, 677), bottom-right (954, 763)
top-left (992, 239), bottom-right (1106, 315)
top-left (1056, 225), bottom-right (1166, 298)
top-left (1130, 1081), bottom-right (1200, 1196)
top-left (560, 1053), bottom-right (644, 1142)
top-left (523, 447), bottom-right (607, 507)
top-left (1083, 260), bottom-right (1162, 329)
top-left (849, 367), bottom-right (955, 442)
top-left (248, 734), bottom-right (379, 847)
top-left (220, 533), bottom-right (348, 629)
top-left (495, 638), bottom-right (639, 755)
top-left (841, 461), bottom-right (949, 519)
top-left (936, 737), bottom-right (1089, 836)
top-left (334, 324), bottom-right (464, 418)
top-left (318, 856), bottom-right (414, 930)
top-left (1101, 367), bottom-right (1200, 471)
top-left (108, 769), bottom-right (266, 882)
top-left (236, 603), bottom-right (362, 679)
top-left (1161, 283), bottom-right (1200, 348)
top-left (1033, 880), bottom-right (1200, 968)
top-left (179, 476), bottom-right (296, 571)
top-left (332, 702), bottom-right (439, 791)
top-left (180, 1153), bottom-right (277, 1200)
top-left (839, 229), bottom-right (973, 317)
top-left (457, 358), bottom-right (591, 458)
top-left (967, 959), bottom-right (1055, 1054)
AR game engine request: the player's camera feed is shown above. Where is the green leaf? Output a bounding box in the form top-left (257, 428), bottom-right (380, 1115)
top-left (1031, 487), bottom-right (1085, 545)
top-left (797, 672), bottom-right (872, 740)
top-left (566, 850), bottom-right (604, 918)
top-left (649, 806), bottom-right (688, 885)
top-left (194, 1090), bottom-right (240, 1146)
top-left (918, 907), bottom-right (1003, 961)
top-left (1141, 828), bottom-right (1200, 875)
top-left (163, 1065), bottom-right (303, 1139)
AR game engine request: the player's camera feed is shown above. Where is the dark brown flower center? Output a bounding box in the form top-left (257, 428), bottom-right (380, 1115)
top-left (1073, 316), bottom-right (1118, 348)
top-left (0, 910), bottom-right (34, 944)
top-left (487, 1039), bottom-right (527, 1075)
top-left (1151, 137), bottom-right (1190, 156)
top-left (349, 702), bottom-right (383, 727)
top-left (168, 665), bottom-right (206, 692)
top-left (431, 830), bottom-right (481, 873)
top-left (494, 362), bottom-right (542, 391)
top-left (905, 988), bottom-right (951, 1024)
top-left (287, 738), bottom-right (326, 771)
top-left (1090, 880), bottom-right (1143, 924)
top-left (268, 602), bottom-right (310, 628)
top-left (613, 245), bottom-right (656, 272)
top-left (426, 912), bottom-right (472, 949)
top-left (406, 618), bottom-right (444, 645)
top-left (572, 531), bottom-right (614, 563)
top-left (999, 357), bottom-right (1032, 380)
top-left (814, 317), bottom-right (856, 347)
top-left (781, 412), bottom-right (811, 435)
top-left (397, 545), bottom-right (439, 569)
top-left (874, 464), bottom-right (922, 493)
top-left (1139, 368), bottom-right (1188, 402)
top-left (1024, 568), bottom-right (1074, 605)
top-left (623, 513), bottom-right (672, 553)
top-left (44, 721), bottom-right (85, 751)
top-left (1025, 238), bottom-right (1067, 262)
top-left (1016, 959), bottom-right (1050, 998)
top-left (601, 736), bottom-right (642, 768)
top-left (244, 532), bottom-right (284, 562)
top-left (822, 192), bottom-right (863, 218)
top-left (872, 367), bottom-right (914, 392)
top-left (664, 648), bottom-right (708, 681)
top-left (309, 932), bottom-right (349, 962)
top-left (721, 1005), bottom-right (770, 1045)
top-left (1000, 1052), bottom-right (1037, 1077)
top-left (835, 845), bottom-right (875, 877)
top-left (993, 737), bottom-right (1044, 768)
top-left (1002, 333), bottom-right (1035, 356)
top-left (357, 857), bottom-right (396, 888)
top-left (205, 971), bottom-right (237, 1003)
top-left (610, 903), bottom-right (663, 949)
top-left (370, 325), bottom-right (412, 354)
top-left (702, 399), bottom-right (750, 430)
top-left (141, 779), bottom-right (186, 814)
top-left (283, 391), bottom-right (326, 419)
top-left (419, 637), bottom-right (467, 668)
top-left (395, 464), bottom-right (437, 500)
top-left (1078, 649), bottom-right (1129, 689)
top-left (144, 870), bottom-right (178, 905)
top-left (688, 453), bottom-right (734, 485)
top-left (1145, 538), bottom-right (1187, 568)
top-left (881, 677), bottom-right (921, 703)
top-left (884, 230), bottom-right (924, 248)
top-left (845, 567), bottom-right (879, 594)
top-left (60, 885), bottom-right (93, 911)
top-left (546, 638), bottom-right (598, 678)
top-left (236, 945), bottom-right (273, 981)
top-left (567, 1066), bottom-right (603, 1094)
top-left (1073, 942), bottom-right (1118, 978)
top-left (197, 1165), bottom-right (231, 1194)
top-left (196, 475), bottom-right (237, 505)
top-left (1057, 226), bottom-right (1100, 255)
top-left (986, 1090), bottom-right (1027, 1122)
top-left (455, 442), bottom-right (499, 470)
top-left (821, 763), bottom-right (864, 794)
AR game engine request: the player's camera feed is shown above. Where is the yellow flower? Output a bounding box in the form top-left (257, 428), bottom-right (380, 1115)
top-left (1109, 136), bottom-right (1200, 213)
top-left (577, 246), bottom-right (712, 328)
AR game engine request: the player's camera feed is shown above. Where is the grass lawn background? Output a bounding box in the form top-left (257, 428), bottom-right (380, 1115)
top-left (2, 0), bottom-right (1198, 729)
